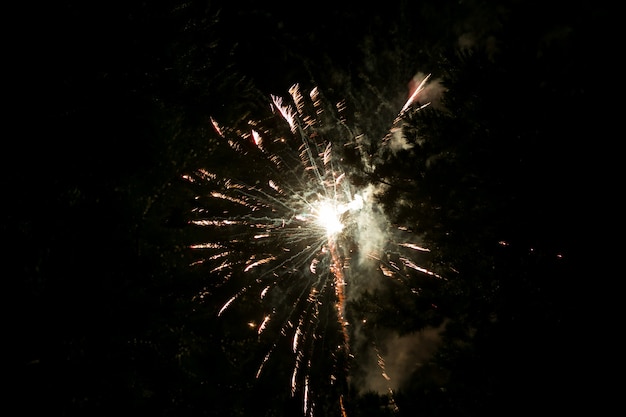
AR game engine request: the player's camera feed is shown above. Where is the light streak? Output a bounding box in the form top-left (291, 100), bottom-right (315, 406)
top-left (401, 73), bottom-right (431, 114)
top-left (186, 78), bottom-right (441, 416)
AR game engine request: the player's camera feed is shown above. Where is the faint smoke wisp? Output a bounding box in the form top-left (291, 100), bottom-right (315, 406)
top-left (356, 323), bottom-right (446, 395)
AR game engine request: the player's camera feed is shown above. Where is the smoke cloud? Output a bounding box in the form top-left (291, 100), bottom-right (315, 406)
top-left (351, 322), bottom-right (446, 396)
top-left (353, 184), bottom-right (389, 264)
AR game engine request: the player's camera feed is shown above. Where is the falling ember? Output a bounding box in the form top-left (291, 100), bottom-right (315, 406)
top-left (186, 77), bottom-right (442, 416)
top-left (217, 293), bottom-right (241, 317)
top-left (398, 242), bottom-right (431, 252)
top-left (258, 315), bottom-right (271, 335)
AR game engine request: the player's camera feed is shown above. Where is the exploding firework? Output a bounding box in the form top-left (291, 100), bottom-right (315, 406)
top-left (184, 75), bottom-right (444, 416)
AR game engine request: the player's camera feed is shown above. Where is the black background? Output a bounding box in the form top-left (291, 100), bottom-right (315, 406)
top-left (7, 1), bottom-right (612, 416)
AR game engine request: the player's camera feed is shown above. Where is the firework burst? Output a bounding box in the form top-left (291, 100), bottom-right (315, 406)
top-left (184, 76), bottom-right (443, 415)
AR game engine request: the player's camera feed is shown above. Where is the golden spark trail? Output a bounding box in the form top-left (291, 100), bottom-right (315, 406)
top-left (329, 237), bottom-right (349, 351)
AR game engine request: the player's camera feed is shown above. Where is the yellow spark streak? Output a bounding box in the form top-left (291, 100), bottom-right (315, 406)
top-left (401, 73), bottom-right (431, 113)
top-left (291, 360), bottom-right (299, 396)
top-left (227, 139), bottom-right (243, 152)
top-left (258, 315), bottom-right (271, 335)
top-left (398, 242), bottom-right (431, 252)
top-left (189, 243), bottom-right (225, 249)
top-left (191, 219), bottom-right (241, 226)
top-left (293, 326), bottom-right (302, 353)
top-left (251, 129), bottom-right (263, 146)
top-left (208, 251), bottom-right (230, 261)
top-left (260, 286), bottom-right (270, 299)
top-left (399, 256), bottom-right (443, 278)
top-left (244, 256), bottom-right (276, 272)
top-left (271, 94), bottom-right (297, 133)
top-left (210, 116), bottom-right (225, 137)
top-left (340, 395), bottom-right (348, 417)
top-left (256, 350), bottom-right (273, 379)
top-left (210, 261), bottom-right (232, 274)
top-left (303, 373), bottom-right (310, 416)
top-left (268, 179), bottom-right (280, 192)
top-left (289, 83), bottom-right (305, 115)
top-left (322, 143), bottom-right (332, 165)
top-left (217, 294), bottom-right (238, 317)
top-left (380, 264), bottom-right (394, 277)
top-left (210, 192), bottom-right (253, 209)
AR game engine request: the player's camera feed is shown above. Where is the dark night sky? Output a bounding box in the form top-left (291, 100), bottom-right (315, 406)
top-left (7, 1), bottom-right (613, 416)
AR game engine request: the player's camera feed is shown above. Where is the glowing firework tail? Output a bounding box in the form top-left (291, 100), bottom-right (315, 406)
top-left (328, 237), bottom-right (349, 351)
top-left (185, 76), bottom-right (442, 416)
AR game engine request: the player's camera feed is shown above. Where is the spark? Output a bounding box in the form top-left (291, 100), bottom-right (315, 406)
top-left (398, 242), bottom-right (431, 252)
top-left (186, 77), bottom-right (441, 416)
top-left (401, 73), bottom-right (431, 113)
